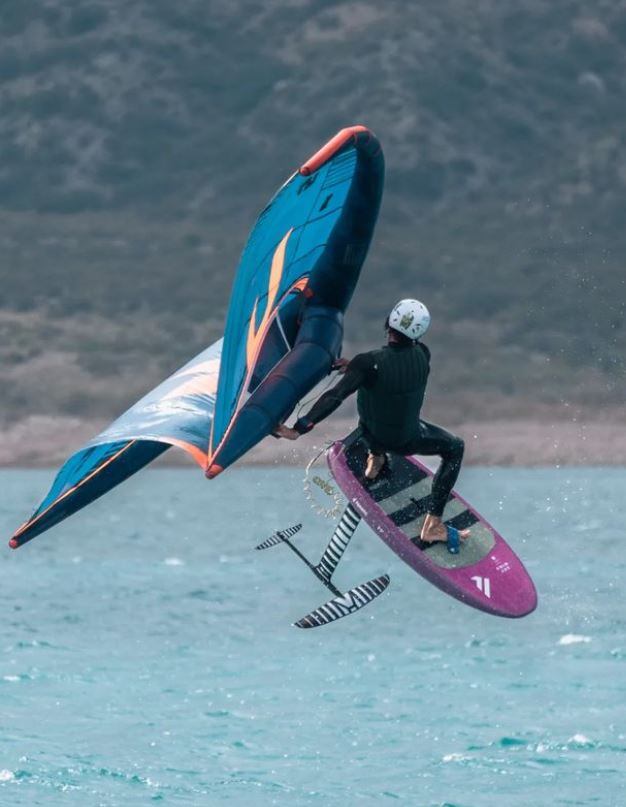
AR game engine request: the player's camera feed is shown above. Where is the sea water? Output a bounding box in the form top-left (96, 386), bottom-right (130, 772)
top-left (0, 467), bottom-right (624, 807)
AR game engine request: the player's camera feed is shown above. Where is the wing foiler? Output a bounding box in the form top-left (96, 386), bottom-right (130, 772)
top-left (9, 125), bottom-right (384, 549)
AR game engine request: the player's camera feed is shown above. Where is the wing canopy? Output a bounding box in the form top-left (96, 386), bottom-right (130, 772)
top-left (10, 340), bottom-right (222, 548)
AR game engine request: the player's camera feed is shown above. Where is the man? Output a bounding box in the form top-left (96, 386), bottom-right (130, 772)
top-left (274, 299), bottom-right (469, 550)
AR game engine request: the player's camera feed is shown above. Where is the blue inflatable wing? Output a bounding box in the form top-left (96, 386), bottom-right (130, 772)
top-left (9, 125), bottom-right (384, 549)
top-left (207, 125), bottom-right (384, 477)
top-left (9, 340), bottom-right (222, 548)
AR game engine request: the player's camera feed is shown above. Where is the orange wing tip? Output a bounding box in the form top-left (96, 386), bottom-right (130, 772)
top-left (300, 125), bottom-right (371, 176)
top-left (8, 538), bottom-right (19, 550)
top-left (205, 464), bottom-right (224, 479)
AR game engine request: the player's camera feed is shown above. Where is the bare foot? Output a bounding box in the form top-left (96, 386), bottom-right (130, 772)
top-left (420, 514), bottom-right (470, 543)
top-left (365, 452), bottom-right (386, 480)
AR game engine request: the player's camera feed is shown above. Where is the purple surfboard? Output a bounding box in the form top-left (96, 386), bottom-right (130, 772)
top-left (327, 435), bottom-right (537, 618)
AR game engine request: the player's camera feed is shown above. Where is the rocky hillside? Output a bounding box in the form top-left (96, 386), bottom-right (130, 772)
top-left (1, 0), bottom-right (625, 427)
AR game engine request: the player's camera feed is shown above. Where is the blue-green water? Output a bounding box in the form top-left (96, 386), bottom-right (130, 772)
top-left (0, 467), bottom-right (625, 806)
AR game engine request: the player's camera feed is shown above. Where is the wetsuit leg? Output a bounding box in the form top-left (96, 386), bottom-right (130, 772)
top-left (359, 425), bottom-right (386, 456)
top-left (402, 421), bottom-right (465, 516)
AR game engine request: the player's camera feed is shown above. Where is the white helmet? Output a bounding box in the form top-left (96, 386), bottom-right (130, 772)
top-left (387, 299), bottom-right (430, 340)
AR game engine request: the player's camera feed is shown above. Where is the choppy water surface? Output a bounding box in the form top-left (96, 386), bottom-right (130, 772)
top-left (0, 467), bottom-right (625, 806)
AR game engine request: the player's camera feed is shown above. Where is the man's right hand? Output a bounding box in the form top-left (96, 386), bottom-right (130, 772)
top-left (332, 357), bottom-right (350, 374)
top-left (273, 424), bottom-right (300, 440)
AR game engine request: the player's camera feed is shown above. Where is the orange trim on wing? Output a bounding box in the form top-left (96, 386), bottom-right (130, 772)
top-left (11, 435), bottom-right (211, 545)
top-left (210, 230), bottom-right (293, 463)
top-left (300, 125), bottom-right (371, 176)
top-left (165, 437), bottom-right (206, 469)
top-left (291, 277), bottom-right (308, 293)
top-left (11, 440), bottom-right (138, 542)
top-left (208, 272), bottom-right (309, 467)
top-left (246, 228), bottom-right (292, 369)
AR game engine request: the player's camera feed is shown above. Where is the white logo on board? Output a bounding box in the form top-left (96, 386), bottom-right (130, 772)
top-left (471, 576), bottom-right (491, 598)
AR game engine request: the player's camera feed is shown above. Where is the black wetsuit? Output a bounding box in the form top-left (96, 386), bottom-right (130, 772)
top-left (294, 343), bottom-right (464, 517)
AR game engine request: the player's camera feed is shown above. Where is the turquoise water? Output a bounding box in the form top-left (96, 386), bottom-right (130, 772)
top-left (0, 467), bottom-right (625, 806)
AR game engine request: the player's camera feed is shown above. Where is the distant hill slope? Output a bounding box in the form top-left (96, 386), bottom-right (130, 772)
top-left (1, 0), bottom-right (625, 424)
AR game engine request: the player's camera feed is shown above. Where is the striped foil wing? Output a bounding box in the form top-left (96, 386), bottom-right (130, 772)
top-left (255, 523), bottom-right (302, 550)
top-left (294, 575), bottom-right (390, 629)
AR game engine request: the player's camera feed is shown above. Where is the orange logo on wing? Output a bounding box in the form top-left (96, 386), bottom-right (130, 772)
top-left (246, 228), bottom-right (293, 370)
top-left (208, 229), bottom-right (299, 465)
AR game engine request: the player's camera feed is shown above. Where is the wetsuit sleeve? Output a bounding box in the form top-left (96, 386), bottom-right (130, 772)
top-left (294, 353), bottom-right (377, 433)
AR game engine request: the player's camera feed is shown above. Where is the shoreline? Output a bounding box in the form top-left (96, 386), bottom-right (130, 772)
top-left (1, 414), bottom-right (625, 468)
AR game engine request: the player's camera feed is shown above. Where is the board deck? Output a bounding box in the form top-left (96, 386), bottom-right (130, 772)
top-left (327, 434), bottom-right (537, 617)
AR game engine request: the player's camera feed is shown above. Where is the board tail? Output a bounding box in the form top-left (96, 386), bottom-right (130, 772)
top-left (315, 504), bottom-right (360, 583)
top-left (294, 575), bottom-right (390, 628)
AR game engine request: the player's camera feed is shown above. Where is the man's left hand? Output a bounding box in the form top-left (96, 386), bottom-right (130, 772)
top-left (273, 424), bottom-right (300, 440)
